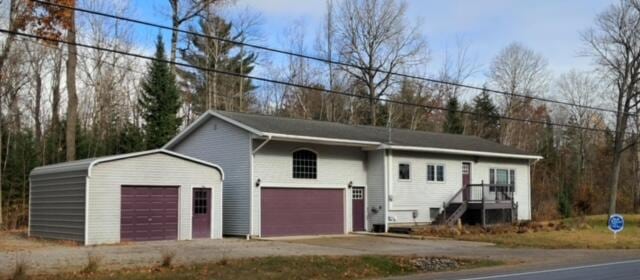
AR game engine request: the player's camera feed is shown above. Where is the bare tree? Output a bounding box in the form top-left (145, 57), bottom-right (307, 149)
top-left (488, 42), bottom-right (549, 147)
top-left (334, 0), bottom-right (427, 125)
top-left (167, 0), bottom-right (222, 71)
top-left (584, 0), bottom-right (640, 216)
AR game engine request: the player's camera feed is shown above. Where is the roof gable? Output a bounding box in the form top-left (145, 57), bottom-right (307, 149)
top-left (165, 110), bottom-right (541, 160)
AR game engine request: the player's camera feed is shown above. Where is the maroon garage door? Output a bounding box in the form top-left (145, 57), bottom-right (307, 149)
top-left (121, 186), bottom-right (179, 242)
top-left (261, 188), bottom-right (344, 237)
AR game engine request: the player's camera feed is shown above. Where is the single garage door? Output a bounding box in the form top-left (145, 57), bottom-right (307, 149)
top-left (121, 186), bottom-right (179, 241)
top-left (261, 188), bottom-right (344, 237)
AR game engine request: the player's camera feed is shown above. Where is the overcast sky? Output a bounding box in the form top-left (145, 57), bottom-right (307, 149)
top-left (118, 0), bottom-right (615, 85)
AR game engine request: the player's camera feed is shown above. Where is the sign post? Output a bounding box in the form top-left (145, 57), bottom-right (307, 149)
top-left (608, 214), bottom-right (624, 240)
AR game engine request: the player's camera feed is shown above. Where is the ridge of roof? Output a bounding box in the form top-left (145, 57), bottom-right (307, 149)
top-left (213, 110), bottom-right (527, 149)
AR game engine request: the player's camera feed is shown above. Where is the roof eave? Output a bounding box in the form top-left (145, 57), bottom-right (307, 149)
top-left (380, 144), bottom-right (543, 160)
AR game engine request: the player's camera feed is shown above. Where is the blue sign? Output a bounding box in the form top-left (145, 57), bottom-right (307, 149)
top-left (608, 214), bottom-right (624, 234)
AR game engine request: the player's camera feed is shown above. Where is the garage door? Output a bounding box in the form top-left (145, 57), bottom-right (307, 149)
top-left (261, 188), bottom-right (344, 237)
top-left (121, 186), bottom-right (179, 241)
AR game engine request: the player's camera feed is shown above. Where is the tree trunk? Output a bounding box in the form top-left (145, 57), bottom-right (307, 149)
top-left (65, 11), bottom-right (78, 161)
top-left (608, 111), bottom-right (628, 217)
top-left (34, 74), bottom-right (42, 147)
top-left (170, 0), bottom-right (179, 73)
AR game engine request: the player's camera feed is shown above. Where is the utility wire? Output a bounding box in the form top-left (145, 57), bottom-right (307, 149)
top-left (1, 28), bottom-right (619, 136)
top-left (30, 0), bottom-right (626, 117)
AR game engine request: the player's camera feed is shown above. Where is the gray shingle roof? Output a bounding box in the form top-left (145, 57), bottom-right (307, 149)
top-left (215, 111), bottom-right (537, 157)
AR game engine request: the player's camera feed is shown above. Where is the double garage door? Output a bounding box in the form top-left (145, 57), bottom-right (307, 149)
top-left (261, 188), bottom-right (344, 237)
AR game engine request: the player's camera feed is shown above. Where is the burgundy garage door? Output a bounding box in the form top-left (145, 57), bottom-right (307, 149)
top-left (121, 186), bottom-right (179, 242)
top-left (261, 188), bottom-right (344, 237)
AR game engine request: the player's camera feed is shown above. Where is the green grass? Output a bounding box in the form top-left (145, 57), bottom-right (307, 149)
top-left (457, 215), bottom-right (640, 249)
top-left (37, 255), bottom-right (501, 280)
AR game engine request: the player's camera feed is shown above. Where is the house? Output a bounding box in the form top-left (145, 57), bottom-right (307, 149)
top-left (165, 111), bottom-right (542, 238)
top-left (29, 149), bottom-right (224, 245)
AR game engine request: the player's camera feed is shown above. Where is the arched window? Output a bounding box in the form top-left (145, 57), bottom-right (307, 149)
top-left (292, 149), bottom-right (317, 179)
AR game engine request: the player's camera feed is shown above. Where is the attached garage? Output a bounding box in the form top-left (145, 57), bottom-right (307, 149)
top-left (261, 188), bottom-right (345, 237)
top-left (29, 149), bottom-right (224, 245)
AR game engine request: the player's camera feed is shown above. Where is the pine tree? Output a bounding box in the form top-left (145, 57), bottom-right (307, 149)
top-left (443, 96), bottom-right (464, 134)
top-left (139, 35), bottom-right (182, 149)
top-left (179, 16), bottom-right (257, 114)
top-left (471, 88), bottom-right (500, 141)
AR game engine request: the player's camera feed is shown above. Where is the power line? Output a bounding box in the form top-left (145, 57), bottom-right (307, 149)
top-left (1, 28), bottom-right (618, 136)
top-left (30, 0), bottom-right (625, 117)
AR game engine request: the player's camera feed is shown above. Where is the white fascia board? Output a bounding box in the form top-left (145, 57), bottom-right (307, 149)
top-left (164, 111), bottom-right (265, 149)
top-left (264, 133), bottom-right (380, 147)
top-left (208, 111), bottom-right (265, 136)
top-left (381, 144), bottom-right (543, 160)
top-left (87, 149), bottom-right (225, 180)
top-left (163, 112), bottom-right (214, 149)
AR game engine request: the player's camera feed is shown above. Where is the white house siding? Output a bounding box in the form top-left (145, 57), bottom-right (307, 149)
top-left (472, 158), bottom-right (531, 220)
top-left (366, 150), bottom-right (386, 231)
top-left (252, 140), bottom-right (368, 236)
top-left (87, 153), bottom-right (223, 245)
top-left (388, 151), bottom-right (531, 224)
top-left (170, 118), bottom-right (252, 235)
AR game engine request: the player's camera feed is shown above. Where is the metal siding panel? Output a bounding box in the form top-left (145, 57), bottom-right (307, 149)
top-left (170, 118), bottom-right (251, 236)
top-left (29, 171), bottom-right (86, 243)
top-left (87, 153), bottom-right (223, 245)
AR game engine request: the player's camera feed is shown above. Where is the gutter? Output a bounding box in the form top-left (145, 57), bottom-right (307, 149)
top-left (380, 144), bottom-right (543, 160)
top-left (252, 135), bottom-right (272, 154)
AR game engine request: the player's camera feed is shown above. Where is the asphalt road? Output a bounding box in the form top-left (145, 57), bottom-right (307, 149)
top-left (450, 259), bottom-right (640, 280)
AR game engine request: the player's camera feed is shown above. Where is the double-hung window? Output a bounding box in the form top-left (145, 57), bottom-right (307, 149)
top-left (489, 168), bottom-right (515, 192)
top-left (427, 164), bottom-right (445, 183)
top-left (398, 163), bottom-right (411, 180)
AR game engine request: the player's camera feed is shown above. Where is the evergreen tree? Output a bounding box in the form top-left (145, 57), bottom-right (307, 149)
top-left (139, 35), bottom-right (182, 149)
top-left (179, 16), bottom-right (257, 114)
top-left (470, 88), bottom-right (500, 141)
top-left (443, 96), bottom-right (464, 134)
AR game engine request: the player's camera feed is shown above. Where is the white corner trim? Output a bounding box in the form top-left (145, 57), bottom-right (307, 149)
top-left (84, 176), bottom-right (89, 246)
top-left (380, 144), bottom-right (543, 160)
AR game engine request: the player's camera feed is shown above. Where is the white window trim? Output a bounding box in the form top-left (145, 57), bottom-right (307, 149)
top-left (489, 167), bottom-right (516, 192)
top-left (292, 148), bottom-right (318, 180)
top-left (398, 163), bottom-right (412, 181)
top-left (426, 163), bottom-right (446, 184)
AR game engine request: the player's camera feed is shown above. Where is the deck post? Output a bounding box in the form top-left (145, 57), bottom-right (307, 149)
top-left (481, 180), bottom-right (486, 228)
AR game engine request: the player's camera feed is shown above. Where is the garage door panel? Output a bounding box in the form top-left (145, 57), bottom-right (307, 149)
top-left (121, 186), bottom-right (178, 242)
top-left (261, 188), bottom-right (344, 237)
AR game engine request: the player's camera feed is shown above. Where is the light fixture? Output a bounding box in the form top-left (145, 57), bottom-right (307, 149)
top-left (255, 178), bottom-right (261, 187)
top-left (348, 181), bottom-right (353, 188)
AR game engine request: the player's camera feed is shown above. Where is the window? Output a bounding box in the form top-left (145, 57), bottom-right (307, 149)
top-left (193, 189), bottom-right (208, 214)
top-left (427, 164), bottom-right (445, 182)
top-left (292, 149), bottom-right (317, 179)
top-left (489, 168), bottom-right (515, 191)
top-left (399, 163), bottom-right (411, 180)
top-left (352, 188), bottom-right (364, 200)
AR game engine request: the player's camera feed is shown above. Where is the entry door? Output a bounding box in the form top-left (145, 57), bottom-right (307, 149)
top-left (192, 188), bottom-right (211, 239)
top-left (352, 187), bottom-right (365, 231)
top-left (462, 163), bottom-right (471, 201)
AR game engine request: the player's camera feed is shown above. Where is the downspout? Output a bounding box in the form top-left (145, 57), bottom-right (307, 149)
top-left (529, 158), bottom-right (541, 221)
top-left (250, 135), bottom-right (271, 239)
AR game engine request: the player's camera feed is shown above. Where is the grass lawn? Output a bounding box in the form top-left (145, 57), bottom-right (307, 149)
top-left (456, 215), bottom-right (640, 249)
top-left (33, 255), bottom-right (502, 280)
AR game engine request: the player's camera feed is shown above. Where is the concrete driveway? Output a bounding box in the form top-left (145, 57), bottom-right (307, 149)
top-left (2, 234), bottom-right (640, 278)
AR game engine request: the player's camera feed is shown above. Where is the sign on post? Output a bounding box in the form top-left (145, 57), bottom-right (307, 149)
top-left (608, 214), bottom-right (624, 239)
